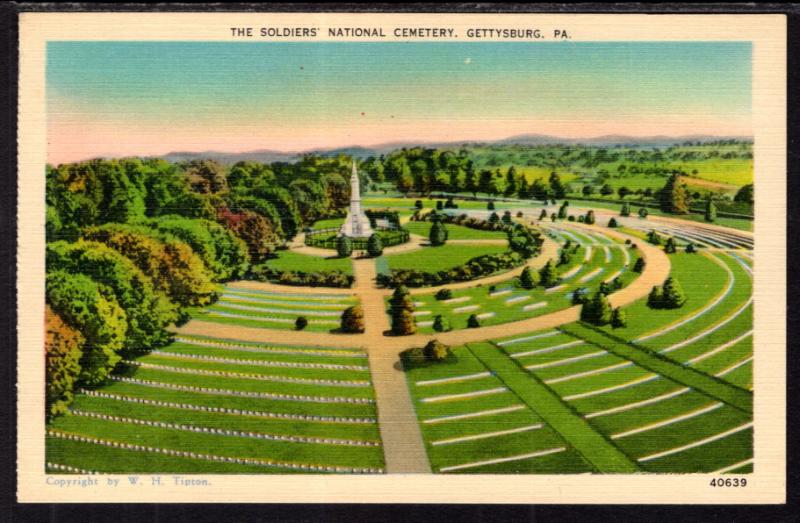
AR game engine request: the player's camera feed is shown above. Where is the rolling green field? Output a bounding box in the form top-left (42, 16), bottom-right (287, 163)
top-left (190, 285), bottom-right (358, 332)
top-left (46, 334), bottom-right (385, 474)
top-left (384, 243), bottom-right (508, 272)
top-left (404, 233), bottom-right (639, 333)
top-left (263, 250), bottom-right (353, 275)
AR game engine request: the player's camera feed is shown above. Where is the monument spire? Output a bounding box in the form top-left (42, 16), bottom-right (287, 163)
top-left (339, 159), bottom-right (374, 238)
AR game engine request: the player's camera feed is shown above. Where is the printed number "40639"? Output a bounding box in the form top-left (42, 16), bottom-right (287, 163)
top-left (710, 478), bottom-right (747, 487)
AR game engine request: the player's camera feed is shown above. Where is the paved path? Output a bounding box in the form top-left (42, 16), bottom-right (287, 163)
top-left (351, 257), bottom-right (432, 473)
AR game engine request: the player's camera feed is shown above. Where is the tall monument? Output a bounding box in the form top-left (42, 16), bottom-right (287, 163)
top-left (339, 160), bottom-right (374, 238)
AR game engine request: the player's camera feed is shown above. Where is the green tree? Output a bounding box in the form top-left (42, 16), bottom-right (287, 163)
top-left (647, 230), bottom-right (662, 245)
top-left (686, 243), bottom-right (697, 253)
top-left (582, 184), bottom-right (595, 197)
top-left (435, 288), bottom-right (453, 300)
top-left (45, 305), bottom-right (84, 417)
top-left (429, 220), bottom-right (448, 246)
top-left (638, 207), bottom-right (649, 219)
top-left (487, 200), bottom-right (495, 211)
top-left (467, 314), bottom-right (481, 328)
top-left (549, 172), bottom-right (566, 199)
top-left (539, 259), bottom-right (559, 287)
top-left (464, 161), bottom-right (478, 196)
top-left (367, 234), bottom-right (384, 257)
top-left (659, 173), bottom-right (690, 214)
top-left (600, 184), bottom-right (614, 197)
top-left (571, 287), bottom-right (588, 305)
top-left (505, 166), bottom-right (518, 196)
top-left (664, 237), bottom-right (678, 254)
top-left (46, 270), bottom-right (127, 386)
top-left (539, 209), bottom-right (547, 220)
top-left (519, 266), bottom-right (539, 289)
top-left (336, 235), bottom-right (353, 258)
top-left (390, 286), bottom-right (416, 335)
top-left (661, 277), bottom-right (687, 308)
top-left (558, 201), bottom-right (569, 219)
top-left (295, 316), bottom-right (308, 330)
top-left (610, 307), bottom-right (627, 328)
top-left (647, 285), bottom-right (664, 309)
top-left (432, 315), bottom-right (450, 332)
top-left (340, 305), bottom-right (365, 333)
top-left (705, 199), bottom-right (717, 222)
top-left (620, 202), bottom-right (631, 217)
top-left (489, 212), bottom-right (500, 224)
top-left (580, 291), bottom-right (613, 325)
top-left (734, 184), bottom-right (754, 204)
top-left (633, 257), bottom-right (646, 273)
top-left (617, 186), bottom-right (631, 199)
top-left (584, 210), bottom-right (596, 225)
top-left (608, 217), bottom-right (618, 228)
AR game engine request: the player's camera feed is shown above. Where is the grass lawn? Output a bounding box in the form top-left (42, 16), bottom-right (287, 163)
top-left (310, 217), bottom-right (344, 229)
top-left (46, 335), bottom-right (385, 473)
top-left (264, 250), bottom-right (353, 275)
top-left (402, 344), bottom-right (594, 474)
top-left (405, 240), bottom-right (639, 333)
top-left (385, 243), bottom-right (508, 272)
top-left (402, 221), bottom-right (508, 240)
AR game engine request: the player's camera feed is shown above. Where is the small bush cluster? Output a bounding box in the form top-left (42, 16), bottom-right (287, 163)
top-left (647, 277), bottom-right (687, 309)
top-left (249, 265), bottom-right (354, 288)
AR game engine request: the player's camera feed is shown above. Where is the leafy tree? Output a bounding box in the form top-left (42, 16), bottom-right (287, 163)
top-left (647, 230), bottom-right (662, 245)
top-left (367, 234), bottom-right (384, 257)
top-left (549, 172), bottom-right (566, 199)
top-left (424, 339), bottom-right (450, 361)
top-left (600, 184), bottom-right (614, 196)
top-left (705, 199), bottom-right (717, 222)
top-left (46, 270), bottom-right (127, 386)
top-left (558, 201), bottom-right (569, 219)
top-left (216, 207), bottom-right (278, 262)
top-left (432, 315), bottom-right (450, 332)
top-left (505, 166), bottom-right (518, 196)
top-left (45, 305), bottom-right (84, 417)
top-left (659, 173), bottom-right (690, 214)
top-left (610, 307), bottom-right (627, 328)
top-left (429, 220), bottom-right (448, 246)
top-left (638, 207), bottom-right (649, 218)
top-left (551, 213), bottom-right (557, 222)
top-left (84, 224), bottom-right (216, 307)
top-left (539, 209), bottom-right (547, 220)
top-left (661, 276), bottom-right (687, 308)
top-left (620, 202), bottom-right (631, 217)
top-left (632, 257), bottom-right (646, 273)
top-left (183, 159), bottom-right (228, 194)
top-left (529, 178), bottom-right (550, 201)
top-left (584, 210), bottom-right (595, 225)
top-left (664, 237), bottom-right (678, 254)
top-left (519, 266), bottom-right (539, 289)
top-left (467, 314), bottom-right (480, 328)
top-left (685, 243), bottom-right (697, 253)
top-left (734, 184), bottom-right (754, 205)
top-left (582, 185), bottom-right (595, 197)
top-left (488, 212), bottom-right (500, 224)
top-left (390, 286), bottom-right (416, 335)
top-left (502, 211), bottom-right (513, 225)
top-left (608, 217), bottom-right (619, 228)
top-left (46, 240), bottom-right (177, 354)
top-left (336, 235), bottom-right (353, 258)
top-left (580, 291), bottom-right (613, 325)
top-left (436, 200), bottom-right (444, 210)
top-left (464, 161), bottom-right (478, 196)
top-left (295, 316), bottom-right (308, 331)
top-left (571, 287), bottom-right (589, 305)
top-left (487, 200), bottom-right (495, 211)
top-left (539, 259), bottom-right (559, 287)
top-left (414, 200), bottom-right (423, 210)
top-left (340, 305), bottom-right (365, 333)
top-left (617, 186), bottom-right (631, 199)
top-left (647, 285), bottom-right (664, 309)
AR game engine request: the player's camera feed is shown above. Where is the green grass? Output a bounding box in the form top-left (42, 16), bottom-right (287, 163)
top-left (385, 243), bottom-right (508, 272)
top-left (310, 217), bottom-right (344, 229)
top-left (559, 323), bottom-right (753, 413)
top-left (468, 342), bottom-right (639, 472)
top-left (402, 221), bottom-right (508, 240)
top-left (263, 250), bottom-right (353, 275)
top-left (405, 240), bottom-right (639, 333)
top-left (46, 335), bottom-right (385, 473)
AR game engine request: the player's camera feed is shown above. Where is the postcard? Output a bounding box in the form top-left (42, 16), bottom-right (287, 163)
top-left (17, 11), bottom-right (786, 503)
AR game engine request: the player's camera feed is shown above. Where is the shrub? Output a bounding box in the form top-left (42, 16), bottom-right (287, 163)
top-left (584, 210), bottom-right (596, 225)
top-left (558, 201), bottom-right (568, 219)
top-left (367, 234), bottom-right (384, 257)
top-left (647, 230), bottom-right (661, 245)
top-left (705, 199), bottom-right (717, 222)
top-left (436, 200), bottom-right (444, 210)
top-left (551, 213), bottom-right (557, 222)
top-left (467, 314), bottom-right (480, 328)
top-left (336, 235), bottom-right (353, 258)
top-left (502, 211), bottom-right (513, 224)
top-left (608, 217), bottom-right (618, 228)
top-left (429, 220), bottom-right (448, 246)
top-left (295, 316), bottom-right (308, 330)
top-left (638, 207), bottom-right (649, 218)
top-left (580, 291), bottom-right (613, 325)
top-left (435, 288), bottom-right (453, 300)
top-left (558, 249), bottom-right (572, 266)
top-left (488, 212), bottom-right (500, 224)
top-left (389, 286), bottom-right (415, 335)
top-left (377, 251), bottom-right (527, 288)
top-left (661, 277), bottom-right (687, 308)
top-left (664, 237), bottom-right (678, 254)
top-left (539, 259), bottom-right (559, 287)
top-left (415, 200), bottom-right (423, 210)
top-left (539, 209), bottom-right (547, 220)
top-left (516, 211), bottom-right (523, 218)
top-left (611, 307), bottom-right (627, 328)
top-left (432, 315), bottom-right (450, 332)
top-left (620, 202), bottom-right (631, 217)
top-left (340, 305), bottom-right (365, 333)
top-left (572, 287), bottom-right (589, 305)
top-left (647, 285), bottom-right (664, 309)
top-left (249, 265), bottom-right (354, 288)
top-left (685, 243), bottom-right (697, 254)
top-left (568, 215), bottom-right (575, 222)
top-left (423, 339), bottom-right (450, 361)
top-left (578, 215), bottom-right (585, 223)
top-left (487, 201), bottom-right (495, 210)
top-left (519, 266), bottom-right (539, 289)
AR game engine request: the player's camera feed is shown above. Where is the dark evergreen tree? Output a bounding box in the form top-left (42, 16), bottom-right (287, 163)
top-left (620, 202), bottom-right (631, 216)
top-left (664, 237), bottom-right (678, 254)
top-left (638, 207), bottom-right (649, 218)
top-left (429, 220), bottom-right (448, 246)
top-left (610, 307), bottom-right (627, 328)
top-left (519, 266), bottom-right (539, 289)
top-left (549, 172), bottom-right (566, 199)
top-left (585, 210), bottom-right (596, 225)
top-left (432, 315), bottom-right (450, 333)
top-left (539, 259), bottom-right (559, 287)
top-left (367, 234), bottom-right (384, 257)
top-left (336, 235), bottom-right (353, 258)
top-left (580, 292), bottom-right (613, 325)
top-left (608, 217), bottom-right (619, 228)
top-left (705, 199), bottom-right (717, 222)
top-left (340, 305), bottom-right (365, 333)
top-left (647, 285), bottom-right (664, 309)
top-left (467, 314), bottom-right (480, 328)
top-left (661, 277), bottom-right (687, 308)
top-left (659, 173), bottom-right (690, 214)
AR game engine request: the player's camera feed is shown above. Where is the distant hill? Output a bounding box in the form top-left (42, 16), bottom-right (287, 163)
top-left (158, 134), bottom-right (753, 165)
